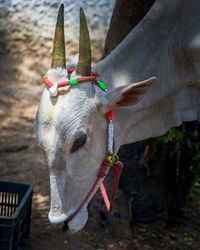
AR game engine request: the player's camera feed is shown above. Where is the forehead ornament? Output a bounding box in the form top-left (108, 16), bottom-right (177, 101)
top-left (43, 68), bottom-right (107, 97)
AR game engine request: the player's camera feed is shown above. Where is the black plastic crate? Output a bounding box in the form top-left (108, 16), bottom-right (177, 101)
top-left (0, 180), bottom-right (33, 250)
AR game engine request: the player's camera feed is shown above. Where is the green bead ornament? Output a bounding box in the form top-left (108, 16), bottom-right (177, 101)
top-left (107, 154), bottom-right (116, 166)
top-left (97, 81), bottom-right (107, 91)
top-left (70, 78), bottom-right (78, 85)
top-left (110, 155), bottom-right (116, 166)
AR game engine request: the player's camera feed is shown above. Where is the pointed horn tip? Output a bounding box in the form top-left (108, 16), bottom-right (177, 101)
top-left (80, 8), bottom-right (85, 17)
top-left (57, 3), bottom-right (64, 20)
top-left (57, 3), bottom-right (64, 14)
top-left (60, 3), bottom-right (64, 9)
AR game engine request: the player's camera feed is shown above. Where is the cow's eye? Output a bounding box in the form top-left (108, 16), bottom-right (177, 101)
top-left (70, 134), bottom-right (87, 153)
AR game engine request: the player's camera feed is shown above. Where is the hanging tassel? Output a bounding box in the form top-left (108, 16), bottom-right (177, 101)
top-left (108, 109), bottom-right (114, 154)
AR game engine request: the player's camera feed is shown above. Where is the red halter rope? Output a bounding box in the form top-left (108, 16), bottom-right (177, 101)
top-left (44, 68), bottom-right (124, 223)
top-left (44, 69), bottom-right (100, 88)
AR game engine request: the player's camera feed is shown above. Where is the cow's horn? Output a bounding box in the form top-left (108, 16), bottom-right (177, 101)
top-left (51, 4), bottom-right (66, 68)
top-left (76, 8), bottom-right (91, 76)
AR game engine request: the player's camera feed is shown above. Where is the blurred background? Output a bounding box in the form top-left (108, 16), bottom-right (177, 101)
top-left (0, 0), bottom-right (115, 90)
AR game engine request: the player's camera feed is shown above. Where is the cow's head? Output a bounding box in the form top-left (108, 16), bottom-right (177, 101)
top-left (34, 4), bottom-right (155, 233)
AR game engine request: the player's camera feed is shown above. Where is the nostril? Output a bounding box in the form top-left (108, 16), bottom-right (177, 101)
top-left (62, 221), bottom-right (69, 232)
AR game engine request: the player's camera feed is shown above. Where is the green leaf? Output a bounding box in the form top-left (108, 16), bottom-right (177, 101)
top-left (186, 139), bottom-right (193, 149)
top-left (192, 190), bottom-right (200, 197)
top-left (194, 142), bottom-right (200, 151)
top-left (177, 151), bottom-right (181, 162)
top-left (194, 185), bottom-right (200, 190)
top-left (186, 242), bottom-right (193, 245)
top-left (187, 201), bottom-right (196, 209)
top-left (175, 141), bottom-right (180, 152)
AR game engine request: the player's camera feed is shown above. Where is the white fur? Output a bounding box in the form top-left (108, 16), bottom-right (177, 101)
top-left (47, 68), bottom-right (68, 83)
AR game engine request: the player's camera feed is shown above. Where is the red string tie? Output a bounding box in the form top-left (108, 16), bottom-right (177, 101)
top-left (112, 162), bottom-right (123, 176)
top-left (98, 161), bottom-right (109, 178)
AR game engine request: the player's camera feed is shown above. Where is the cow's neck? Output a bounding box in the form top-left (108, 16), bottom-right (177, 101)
top-left (95, 0), bottom-right (188, 87)
top-left (94, 0), bottom-right (199, 150)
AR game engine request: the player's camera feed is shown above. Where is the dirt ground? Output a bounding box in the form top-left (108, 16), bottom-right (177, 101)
top-left (0, 54), bottom-right (200, 250)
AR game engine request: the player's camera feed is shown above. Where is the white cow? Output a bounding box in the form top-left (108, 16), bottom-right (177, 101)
top-left (35, 0), bottom-right (200, 233)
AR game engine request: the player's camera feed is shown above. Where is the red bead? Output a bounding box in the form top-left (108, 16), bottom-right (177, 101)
top-left (108, 109), bottom-right (114, 121)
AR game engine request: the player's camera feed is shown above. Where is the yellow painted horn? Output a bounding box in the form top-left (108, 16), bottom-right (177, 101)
top-left (51, 4), bottom-right (66, 68)
top-left (76, 8), bottom-right (91, 76)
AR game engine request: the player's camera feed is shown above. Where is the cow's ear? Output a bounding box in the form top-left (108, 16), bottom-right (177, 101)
top-left (105, 77), bottom-right (156, 109)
